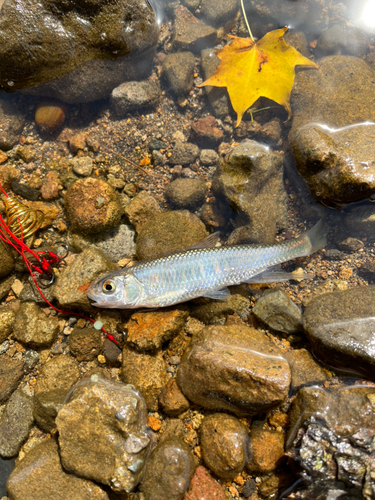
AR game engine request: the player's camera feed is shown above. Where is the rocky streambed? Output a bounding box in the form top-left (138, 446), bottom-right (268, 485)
top-left (1, 0), bottom-right (375, 499)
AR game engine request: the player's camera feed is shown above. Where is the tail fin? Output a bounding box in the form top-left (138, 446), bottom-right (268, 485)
top-left (299, 219), bottom-right (327, 256)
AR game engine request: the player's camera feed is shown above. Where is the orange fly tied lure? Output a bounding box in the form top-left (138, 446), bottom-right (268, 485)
top-left (0, 184), bottom-right (118, 344)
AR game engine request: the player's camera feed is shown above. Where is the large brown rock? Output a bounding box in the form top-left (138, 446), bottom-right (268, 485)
top-left (0, 356), bottom-right (25, 404)
top-left (176, 324), bottom-right (291, 416)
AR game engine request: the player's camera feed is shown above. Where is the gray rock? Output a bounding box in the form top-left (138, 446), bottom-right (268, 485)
top-left (335, 204), bottom-right (375, 243)
top-left (176, 324), bottom-right (291, 416)
top-left (57, 375), bottom-right (151, 494)
top-left (303, 286), bottom-right (375, 379)
top-left (0, 98), bottom-right (25, 151)
top-left (284, 349), bottom-right (328, 392)
top-left (70, 157), bottom-right (93, 177)
top-left (120, 345), bottom-right (168, 411)
top-left (253, 290), bottom-right (303, 334)
top-left (136, 210), bottom-right (207, 260)
top-left (200, 48), bottom-right (231, 117)
top-left (0, 307), bottom-right (15, 343)
top-left (0, 389), bottom-right (34, 457)
top-left (7, 439), bottom-right (109, 499)
top-left (200, 149), bottom-right (219, 166)
top-left (200, 0), bottom-right (239, 26)
top-left (200, 413), bottom-right (249, 479)
top-left (1, 0), bottom-right (159, 100)
top-left (170, 141), bottom-right (200, 165)
top-left (65, 177), bottom-right (123, 235)
top-left (53, 247), bottom-right (118, 311)
top-left (140, 436), bottom-right (196, 500)
top-left (337, 237), bottom-right (364, 252)
top-left (69, 224), bottom-right (136, 262)
top-left (213, 139), bottom-right (288, 243)
top-left (162, 52), bottom-right (196, 95)
top-left (19, 275), bottom-right (56, 306)
top-left (165, 178), bottom-right (206, 210)
top-left (0, 456), bottom-right (14, 497)
top-left (0, 239), bottom-right (14, 278)
top-left (13, 302), bottom-right (60, 347)
top-left (173, 5), bottom-right (217, 53)
top-left (292, 122), bottom-right (375, 204)
top-left (0, 356), bottom-right (25, 404)
top-left (111, 80), bottom-right (161, 117)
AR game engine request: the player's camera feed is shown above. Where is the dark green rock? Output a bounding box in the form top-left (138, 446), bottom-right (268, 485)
top-left (303, 286), bottom-right (375, 379)
top-left (165, 178), bottom-right (206, 211)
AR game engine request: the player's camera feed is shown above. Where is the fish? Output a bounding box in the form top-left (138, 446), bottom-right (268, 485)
top-left (87, 220), bottom-right (327, 309)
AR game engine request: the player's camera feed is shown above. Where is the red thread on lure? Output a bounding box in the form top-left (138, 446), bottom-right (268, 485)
top-left (0, 185), bottom-right (118, 344)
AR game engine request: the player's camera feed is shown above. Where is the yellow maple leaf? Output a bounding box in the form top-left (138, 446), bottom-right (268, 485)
top-left (199, 27), bottom-right (318, 127)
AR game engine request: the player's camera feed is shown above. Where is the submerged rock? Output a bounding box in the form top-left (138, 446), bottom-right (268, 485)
top-left (303, 285), bottom-right (375, 379)
top-left (7, 439), bottom-right (109, 499)
top-left (111, 80), bottom-right (161, 117)
top-left (172, 5), bottom-right (217, 53)
top-left (56, 375), bottom-right (151, 494)
top-left (140, 435), bottom-right (196, 500)
top-left (253, 290), bottom-right (303, 334)
top-left (159, 379), bottom-right (190, 417)
top-left (200, 413), bottom-right (250, 479)
top-left (124, 191), bottom-right (163, 232)
top-left (0, 98), bottom-right (25, 151)
top-left (284, 348), bottom-right (328, 392)
top-left (213, 139), bottom-right (288, 244)
top-left (292, 122), bottom-right (375, 204)
top-left (176, 324), bottom-right (291, 416)
top-left (162, 52), bottom-right (196, 95)
top-left (165, 178), bottom-right (206, 211)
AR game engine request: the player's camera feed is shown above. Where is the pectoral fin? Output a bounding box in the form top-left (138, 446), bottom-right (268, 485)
top-left (202, 287), bottom-right (231, 300)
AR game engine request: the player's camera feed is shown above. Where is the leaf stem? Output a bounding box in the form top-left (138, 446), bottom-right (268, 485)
top-left (240, 0), bottom-right (254, 41)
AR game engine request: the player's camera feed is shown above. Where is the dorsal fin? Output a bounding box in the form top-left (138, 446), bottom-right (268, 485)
top-left (188, 232), bottom-right (221, 250)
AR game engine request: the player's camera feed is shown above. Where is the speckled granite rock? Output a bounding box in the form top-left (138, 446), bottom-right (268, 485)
top-left (7, 439), bottom-right (109, 499)
top-left (57, 375), bottom-right (151, 494)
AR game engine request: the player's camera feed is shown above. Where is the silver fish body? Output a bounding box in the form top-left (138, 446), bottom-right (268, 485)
top-left (87, 220), bottom-right (326, 309)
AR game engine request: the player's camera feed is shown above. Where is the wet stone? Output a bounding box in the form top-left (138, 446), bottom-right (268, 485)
top-left (12, 302), bottom-right (60, 347)
top-left (11, 180), bottom-right (40, 200)
top-left (200, 0), bottom-right (239, 26)
top-left (200, 48), bottom-right (231, 118)
top-left (169, 141), bottom-right (200, 165)
top-left (303, 285), bottom-right (375, 379)
top-left (162, 52), bottom-right (196, 95)
top-left (292, 122), bottom-right (375, 204)
top-left (140, 436), bottom-right (196, 500)
top-left (70, 156), bottom-right (93, 177)
top-left (19, 275), bottom-right (56, 306)
top-left (126, 308), bottom-right (189, 351)
top-left (124, 191), bottom-right (163, 232)
top-left (0, 389), bottom-right (34, 457)
top-left (136, 210), bottom-right (207, 260)
top-left (0, 275), bottom-right (13, 301)
top-left (165, 178), bottom-right (206, 211)
top-left (213, 139), bottom-right (288, 244)
top-left (284, 349), bottom-right (328, 392)
top-left (247, 425), bottom-right (285, 473)
top-left (34, 389), bottom-right (68, 433)
top-left (173, 5), bottom-right (217, 53)
top-left (0, 98), bottom-right (25, 151)
top-left (176, 324), bottom-right (291, 416)
top-left (0, 356), bottom-right (25, 404)
top-left (189, 116), bottom-right (224, 148)
top-left (69, 326), bottom-right (103, 362)
top-left (200, 149), bottom-right (219, 166)
top-left (159, 378), bottom-right (190, 417)
top-left (191, 294), bottom-right (250, 325)
top-left (103, 337), bottom-right (122, 366)
top-left (185, 465), bottom-right (226, 500)
top-left (111, 80), bottom-right (161, 117)
top-left (200, 413), bottom-right (250, 479)
top-left (120, 346), bottom-right (168, 411)
top-left (34, 354), bottom-right (80, 397)
top-left (53, 247), bottom-right (117, 312)
top-left (69, 224), bottom-right (136, 263)
top-left (338, 237), bottom-right (364, 252)
top-left (7, 439), bottom-right (109, 500)
top-left (0, 239), bottom-right (14, 279)
top-left (56, 375), bottom-right (151, 493)
top-left (0, 456), bottom-right (14, 497)
top-left (65, 178), bottom-right (123, 235)
top-left (0, 307), bottom-right (15, 343)
top-left (253, 290), bottom-right (303, 334)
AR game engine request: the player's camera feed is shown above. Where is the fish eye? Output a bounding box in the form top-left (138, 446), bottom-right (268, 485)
top-left (102, 279), bottom-right (116, 293)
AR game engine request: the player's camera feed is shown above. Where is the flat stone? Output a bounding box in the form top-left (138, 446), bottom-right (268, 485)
top-left (185, 466), bottom-right (226, 500)
top-left (13, 302), bottom-right (60, 347)
top-left (0, 307), bottom-right (15, 343)
top-left (136, 210), bottom-right (207, 260)
top-left (284, 349), bottom-right (328, 391)
top-left (34, 355), bottom-right (80, 396)
top-left (111, 80), bottom-right (161, 117)
top-left (213, 140), bottom-right (288, 244)
top-left (0, 356), bottom-right (25, 403)
top-left (126, 308), bottom-right (189, 350)
top-left (292, 122), bottom-right (375, 204)
top-left (57, 375), bottom-right (151, 494)
top-left (200, 48), bottom-right (231, 118)
top-left (140, 436), bottom-right (196, 500)
top-left (120, 346), bottom-right (168, 411)
top-left (176, 324), bottom-right (291, 416)
top-left (7, 439), bottom-right (109, 500)
top-left (191, 294), bottom-right (250, 325)
top-left (303, 286), bottom-right (375, 379)
top-left (189, 116), bottom-right (224, 148)
top-left (70, 157), bottom-right (93, 177)
top-left (0, 389), bottom-right (34, 457)
top-left (200, 0), bottom-right (239, 26)
top-left (200, 413), bottom-right (250, 479)
top-left (172, 5), bottom-right (217, 53)
top-left (253, 290), bottom-right (303, 334)
top-left (53, 247), bottom-right (117, 312)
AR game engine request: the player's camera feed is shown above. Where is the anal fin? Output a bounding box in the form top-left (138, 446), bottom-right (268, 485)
top-left (245, 267), bottom-right (313, 284)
